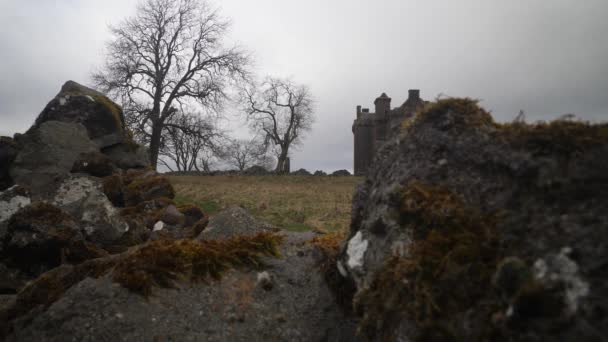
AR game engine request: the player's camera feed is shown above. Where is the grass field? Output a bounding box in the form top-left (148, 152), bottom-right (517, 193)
top-left (169, 175), bottom-right (362, 232)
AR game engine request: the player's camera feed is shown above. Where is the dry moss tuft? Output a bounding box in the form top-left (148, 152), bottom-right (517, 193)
top-left (497, 119), bottom-right (608, 156)
top-left (403, 97), bottom-right (494, 132)
top-left (357, 181), bottom-right (500, 341)
top-left (0, 233), bottom-right (284, 336)
top-left (112, 232), bottom-right (284, 296)
top-left (124, 175), bottom-right (175, 206)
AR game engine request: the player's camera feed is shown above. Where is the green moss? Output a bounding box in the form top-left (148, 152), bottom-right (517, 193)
top-left (357, 181), bottom-right (501, 341)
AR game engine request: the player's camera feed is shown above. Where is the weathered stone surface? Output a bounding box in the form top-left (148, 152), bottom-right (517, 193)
top-left (80, 186), bottom-right (130, 248)
top-left (101, 142), bottom-right (150, 169)
top-left (29, 80), bottom-right (126, 148)
top-left (71, 151), bottom-right (116, 177)
top-left (0, 186), bottom-right (30, 223)
top-left (0, 137), bottom-right (18, 191)
top-left (339, 99), bottom-right (608, 341)
top-left (9, 121), bottom-right (97, 193)
top-left (52, 176), bottom-right (130, 248)
top-left (198, 206), bottom-right (272, 241)
top-left (6, 232), bottom-right (356, 342)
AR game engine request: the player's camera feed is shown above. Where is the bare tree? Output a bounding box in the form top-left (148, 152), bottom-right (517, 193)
top-left (157, 113), bottom-right (222, 172)
top-left (93, 0), bottom-right (249, 169)
top-left (243, 77), bottom-right (314, 173)
top-left (224, 137), bottom-right (270, 171)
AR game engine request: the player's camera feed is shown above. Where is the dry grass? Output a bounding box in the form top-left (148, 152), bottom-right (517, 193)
top-left (169, 175), bottom-right (362, 233)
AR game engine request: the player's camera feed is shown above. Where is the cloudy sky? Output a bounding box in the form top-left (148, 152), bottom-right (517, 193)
top-left (1, 0), bottom-right (607, 172)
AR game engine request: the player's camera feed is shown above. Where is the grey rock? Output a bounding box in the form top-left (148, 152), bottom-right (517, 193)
top-left (53, 176), bottom-right (129, 248)
top-left (101, 142), bottom-right (150, 169)
top-left (198, 206), bottom-right (272, 241)
top-left (0, 186), bottom-right (31, 223)
top-left (29, 80), bottom-right (126, 148)
top-left (9, 121), bottom-right (97, 194)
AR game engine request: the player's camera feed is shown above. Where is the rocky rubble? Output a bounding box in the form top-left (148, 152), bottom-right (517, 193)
top-left (0, 81), bottom-right (355, 341)
top-left (339, 98), bottom-right (608, 341)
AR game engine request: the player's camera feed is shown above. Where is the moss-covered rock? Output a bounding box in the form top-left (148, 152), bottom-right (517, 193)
top-left (101, 174), bottom-right (124, 207)
top-left (124, 175), bottom-right (175, 206)
top-left (4, 202), bottom-right (106, 275)
top-left (343, 98), bottom-right (608, 341)
top-left (29, 80), bottom-right (127, 149)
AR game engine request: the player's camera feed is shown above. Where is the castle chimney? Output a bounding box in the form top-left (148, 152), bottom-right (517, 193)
top-left (356, 105), bottom-right (362, 119)
top-left (408, 89), bottom-right (420, 101)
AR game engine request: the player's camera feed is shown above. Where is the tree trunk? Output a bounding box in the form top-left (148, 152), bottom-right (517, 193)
top-left (276, 147), bottom-right (289, 174)
top-left (149, 121), bottom-right (163, 170)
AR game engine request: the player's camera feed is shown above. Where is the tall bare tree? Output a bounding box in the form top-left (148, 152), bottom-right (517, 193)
top-left (93, 0), bottom-right (249, 169)
top-left (243, 77), bottom-right (314, 173)
top-left (224, 137), bottom-right (271, 171)
top-left (157, 113), bottom-right (222, 172)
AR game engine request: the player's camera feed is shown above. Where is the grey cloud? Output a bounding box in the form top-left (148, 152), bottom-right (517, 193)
top-left (1, 0), bottom-right (607, 172)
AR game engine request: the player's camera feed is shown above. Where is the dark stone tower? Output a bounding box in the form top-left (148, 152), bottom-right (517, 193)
top-left (353, 90), bottom-right (425, 176)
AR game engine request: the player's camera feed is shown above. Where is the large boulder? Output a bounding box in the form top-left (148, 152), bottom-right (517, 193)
top-left (198, 206), bottom-right (272, 241)
top-left (29, 80), bottom-right (126, 149)
top-left (0, 137), bottom-right (18, 191)
top-left (9, 121), bottom-right (97, 193)
top-left (339, 98), bottom-right (608, 341)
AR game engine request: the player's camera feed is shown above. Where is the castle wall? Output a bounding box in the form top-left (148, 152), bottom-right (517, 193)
top-left (353, 122), bottom-right (373, 176)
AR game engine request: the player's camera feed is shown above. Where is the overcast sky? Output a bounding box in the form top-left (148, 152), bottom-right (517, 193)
top-left (1, 0), bottom-right (607, 172)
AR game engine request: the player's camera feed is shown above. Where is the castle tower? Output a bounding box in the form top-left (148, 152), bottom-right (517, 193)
top-left (372, 93), bottom-right (391, 152)
top-left (353, 90), bottom-right (423, 176)
top-left (353, 107), bottom-right (373, 176)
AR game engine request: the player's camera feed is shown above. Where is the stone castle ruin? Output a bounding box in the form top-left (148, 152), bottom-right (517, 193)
top-left (352, 89), bottom-right (426, 175)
